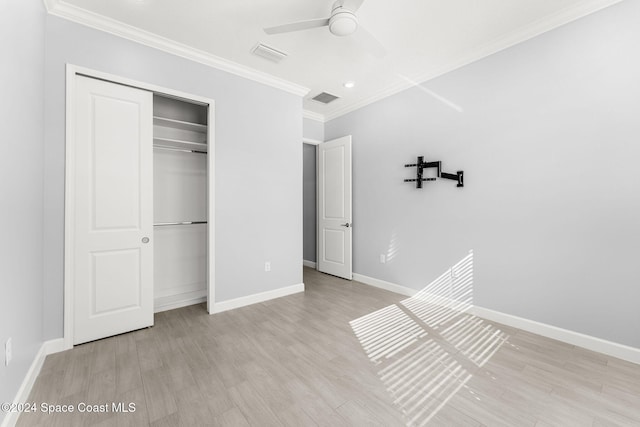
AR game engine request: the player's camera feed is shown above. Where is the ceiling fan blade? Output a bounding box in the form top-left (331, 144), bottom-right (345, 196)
top-left (353, 25), bottom-right (386, 58)
top-left (341, 0), bottom-right (365, 12)
top-left (264, 18), bottom-right (330, 35)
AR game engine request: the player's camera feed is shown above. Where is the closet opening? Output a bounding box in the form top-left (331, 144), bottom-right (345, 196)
top-left (153, 94), bottom-right (209, 313)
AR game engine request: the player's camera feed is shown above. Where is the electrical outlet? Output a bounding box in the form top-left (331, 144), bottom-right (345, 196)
top-left (5, 338), bottom-right (12, 366)
top-left (380, 254), bottom-right (386, 264)
top-left (265, 261), bottom-right (271, 272)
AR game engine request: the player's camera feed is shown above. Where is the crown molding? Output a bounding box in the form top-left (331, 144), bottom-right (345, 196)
top-left (43, 0), bottom-right (310, 97)
top-left (323, 0), bottom-right (625, 121)
top-left (302, 109), bottom-right (326, 123)
top-left (43, 0), bottom-right (623, 120)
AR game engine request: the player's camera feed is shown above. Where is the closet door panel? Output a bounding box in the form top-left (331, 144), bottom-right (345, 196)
top-left (73, 76), bottom-right (154, 345)
top-left (92, 95), bottom-right (143, 230)
top-left (92, 248), bottom-right (141, 314)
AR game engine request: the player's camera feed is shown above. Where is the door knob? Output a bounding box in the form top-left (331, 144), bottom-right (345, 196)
top-left (341, 223), bottom-right (351, 228)
top-left (142, 237), bottom-right (150, 243)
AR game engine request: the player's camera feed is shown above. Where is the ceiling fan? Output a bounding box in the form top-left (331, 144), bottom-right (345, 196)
top-left (263, 0), bottom-right (385, 57)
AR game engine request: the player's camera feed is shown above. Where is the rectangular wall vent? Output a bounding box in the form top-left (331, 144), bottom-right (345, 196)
top-left (311, 92), bottom-right (339, 104)
top-left (251, 43), bottom-right (287, 63)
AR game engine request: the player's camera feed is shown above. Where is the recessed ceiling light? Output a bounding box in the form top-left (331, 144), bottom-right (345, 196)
top-left (344, 81), bottom-right (355, 89)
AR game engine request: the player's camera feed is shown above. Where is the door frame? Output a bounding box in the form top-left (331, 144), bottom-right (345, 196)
top-left (302, 138), bottom-right (321, 268)
top-left (64, 64), bottom-right (216, 349)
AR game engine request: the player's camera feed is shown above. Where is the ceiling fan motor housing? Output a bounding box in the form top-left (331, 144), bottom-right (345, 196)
top-left (329, 7), bottom-right (358, 36)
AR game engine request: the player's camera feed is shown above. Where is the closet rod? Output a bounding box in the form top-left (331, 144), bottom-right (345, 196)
top-left (153, 145), bottom-right (207, 155)
top-left (154, 221), bottom-right (208, 227)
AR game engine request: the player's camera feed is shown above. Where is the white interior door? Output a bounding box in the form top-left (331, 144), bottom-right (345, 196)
top-left (317, 135), bottom-right (352, 280)
top-left (72, 75), bottom-right (154, 345)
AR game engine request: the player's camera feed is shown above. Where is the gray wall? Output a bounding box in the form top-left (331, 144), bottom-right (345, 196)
top-left (303, 117), bottom-right (324, 142)
top-left (0, 0), bottom-right (45, 408)
top-left (325, 0), bottom-right (640, 348)
top-left (303, 144), bottom-right (316, 262)
top-left (44, 16), bottom-right (303, 339)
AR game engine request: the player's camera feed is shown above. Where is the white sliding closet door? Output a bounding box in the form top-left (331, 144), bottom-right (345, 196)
top-left (72, 76), bottom-right (154, 345)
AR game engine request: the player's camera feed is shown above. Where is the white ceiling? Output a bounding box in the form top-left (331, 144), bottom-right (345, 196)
top-left (46, 0), bottom-right (622, 121)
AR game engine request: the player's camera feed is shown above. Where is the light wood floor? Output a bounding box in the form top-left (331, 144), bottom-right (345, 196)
top-left (17, 267), bottom-right (640, 426)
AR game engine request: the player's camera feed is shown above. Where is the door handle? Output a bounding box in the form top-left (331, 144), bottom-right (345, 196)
top-left (141, 237), bottom-right (150, 243)
top-left (341, 223), bottom-right (351, 228)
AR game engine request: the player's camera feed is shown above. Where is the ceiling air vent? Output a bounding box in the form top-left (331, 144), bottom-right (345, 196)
top-left (311, 92), bottom-right (339, 104)
top-left (251, 43), bottom-right (287, 63)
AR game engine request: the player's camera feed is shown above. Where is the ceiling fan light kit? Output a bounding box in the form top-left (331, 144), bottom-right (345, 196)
top-left (329, 9), bottom-right (358, 36)
top-left (262, 0), bottom-right (385, 57)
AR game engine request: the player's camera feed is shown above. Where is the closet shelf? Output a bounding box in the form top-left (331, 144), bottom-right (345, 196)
top-left (153, 137), bottom-right (208, 153)
top-left (154, 221), bottom-right (207, 227)
top-left (153, 116), bottom-right (207, 133)
top-left (154, 145), bottom-right (207, 155)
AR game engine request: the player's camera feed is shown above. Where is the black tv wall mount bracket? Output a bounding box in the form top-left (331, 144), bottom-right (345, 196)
top-left (404, 156), bottom-right (464, 188)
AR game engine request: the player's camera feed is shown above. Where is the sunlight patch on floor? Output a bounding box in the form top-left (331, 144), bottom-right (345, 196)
top-left (350, 251), bottom-right (509, 426)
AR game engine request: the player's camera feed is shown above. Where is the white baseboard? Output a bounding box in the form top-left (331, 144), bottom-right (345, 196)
top-left (1, 339), bottom-right (65, 427)
top-left (154, 290), bottom-right (207, 313)
top-left (354, 273), bottom-right (640, 365)
top-left (43, 338), bottom-right (66, 356)
top-left (471, 306), bottom-right (640, 365)
top-left (211, 283), bottom-right (305, 314)
top-left (353, 273), bottom-right (417, 297)
top-left (303, 260), bottom-right (316, 268)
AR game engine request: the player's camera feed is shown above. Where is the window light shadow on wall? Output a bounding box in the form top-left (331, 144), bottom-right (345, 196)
top-left (386, 231), bottom-right (400, 263)
top-left (350, 251), bottom-right (509, 426)
top-left (397, 74), bottom-right (464, 113)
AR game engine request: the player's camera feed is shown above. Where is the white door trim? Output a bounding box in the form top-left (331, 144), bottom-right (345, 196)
top-left (302, 137), bottom-right (322, 145)
top-left (64, 64), bottom-right (216, 350)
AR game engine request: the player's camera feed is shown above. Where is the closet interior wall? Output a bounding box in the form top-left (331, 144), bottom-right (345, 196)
top-left (153, 95), bottom-right (208, 312)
